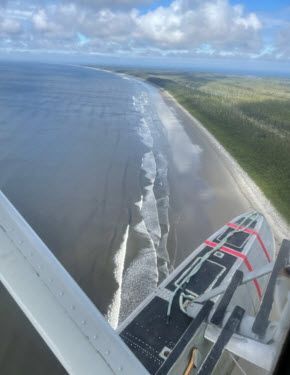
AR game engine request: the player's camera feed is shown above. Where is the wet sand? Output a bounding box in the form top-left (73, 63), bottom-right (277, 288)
top-left (0, 64), bottom-right (287, 374)
top-left (146, 85), bottom-right (250, 266)
top-left (157, 89), bottom-right (289, 249)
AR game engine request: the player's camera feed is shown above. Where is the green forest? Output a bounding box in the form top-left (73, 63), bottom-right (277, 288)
top-left (121, 70), bottom-right (290, 223)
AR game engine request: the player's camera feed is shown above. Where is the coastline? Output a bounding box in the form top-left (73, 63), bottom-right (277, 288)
top-left (86, 63), bottom-right (289, 248)
top-left (83, 65), bottom-right (288, 311)
top-left (160, 88), bottom-right (289, 249)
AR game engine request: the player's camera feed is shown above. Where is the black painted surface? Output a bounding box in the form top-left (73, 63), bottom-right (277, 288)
top-left (120, 296), bottom-right (192, 373)
top-left (252, 239), bottom-right (290, 337)
top-left (120, 221), bottom-right (257, 374)
top-left (197, 306), bottom-right (245, 375)
top-left (156, 301), bottom-right (214, 375)
top-left (273, 324), bottom-right (290, 374)
top-left (166, 223), bottom-right (252, 295)
top-left (166, 259), bottom-right (226, 294)
top-left (217, 228), bottom-right (250, 249)
top-left (236, 218), bottom-right (257, 228)
top-left (211, 270), bottom-right (244, 326)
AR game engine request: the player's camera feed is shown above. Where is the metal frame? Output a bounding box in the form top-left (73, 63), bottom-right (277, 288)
top-left (0, 191), bottom-right (147, 375)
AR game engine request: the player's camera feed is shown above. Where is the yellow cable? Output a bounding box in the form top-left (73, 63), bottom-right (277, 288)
top-left (183, 348), bottom-right (197, 375)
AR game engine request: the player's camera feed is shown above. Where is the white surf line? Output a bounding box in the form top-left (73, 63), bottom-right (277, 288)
top-left (162, 89), bottom-right (290, 248)
top-left (119, 220), bottom-right (159, 324)
top-left (91, 67), bottom-right (289, 246)
top-left (142, 151), bottom-right (161, 246)
top-left (106, 225), bottom-right (129, 329)
top-left (108, 94), bottom-right (159, 328)
top-left (79, 65), bottom-right (132, 81)
top-left (118, 194), bottom-right (159, 324)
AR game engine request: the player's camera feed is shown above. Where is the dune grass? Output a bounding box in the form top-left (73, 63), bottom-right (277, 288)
top-left (118, 70), bottom-right (290, 223)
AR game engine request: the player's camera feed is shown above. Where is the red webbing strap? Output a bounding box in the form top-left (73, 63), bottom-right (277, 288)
top-left (205, 239), bottom-right (262, 300)
top-left (227, 222), bottom-right (271, 262)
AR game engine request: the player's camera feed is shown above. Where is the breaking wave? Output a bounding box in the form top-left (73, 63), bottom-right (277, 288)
top-left (111, 89), bottom-right (171, 326)
top-left (107, 225), bottom-right (129, 329)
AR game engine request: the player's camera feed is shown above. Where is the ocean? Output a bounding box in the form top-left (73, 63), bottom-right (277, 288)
top-left (0, 62), bottom-right (250, 374)
top-left (0, 62), bottom-right (173, 373)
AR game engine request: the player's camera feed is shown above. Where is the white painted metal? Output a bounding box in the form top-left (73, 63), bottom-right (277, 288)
top-left (119, 211), bottom-right (275, 332)
top-left (205, 324), bottom-right (276, 371)
top-left (273, 292), bottom-right (290, 343)
top-left (0, 191), bottom-right (147, 375)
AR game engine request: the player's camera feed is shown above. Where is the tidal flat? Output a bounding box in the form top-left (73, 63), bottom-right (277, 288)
top-left (116, 70), bottom-right (290, 226)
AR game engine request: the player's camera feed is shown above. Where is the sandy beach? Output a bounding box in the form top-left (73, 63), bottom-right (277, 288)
top-left (157, 88), bottom-right (289, 250)
top-left (0, 64), bottom-right (288, 374)
top-left (145, 84), bottom-right (249, 264)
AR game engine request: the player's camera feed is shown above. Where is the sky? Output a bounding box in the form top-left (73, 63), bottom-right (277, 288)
top-left (0, 0), bottom-right (290, 71)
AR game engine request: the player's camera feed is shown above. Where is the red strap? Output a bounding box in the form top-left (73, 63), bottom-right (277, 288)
top-left (205, 239), bottom-right (262, 300)
top-left (227, 222), bottom-right (271, 262)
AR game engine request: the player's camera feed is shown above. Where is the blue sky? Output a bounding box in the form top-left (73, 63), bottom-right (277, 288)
top-left (142, 0), bottom-right (290, 14)
top-left (0, 0), bottom-right (289, 71)
top-left (234, 0), bottom-right (290, 12)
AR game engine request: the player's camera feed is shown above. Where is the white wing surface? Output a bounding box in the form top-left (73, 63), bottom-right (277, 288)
top-left (0, 191), bottom-right (147, 375)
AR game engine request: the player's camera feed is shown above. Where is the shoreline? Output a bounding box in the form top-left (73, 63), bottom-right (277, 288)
top-left (84, 64), bottom-right (289, 247)
top-left (160, 88), bottom-right (289, 249)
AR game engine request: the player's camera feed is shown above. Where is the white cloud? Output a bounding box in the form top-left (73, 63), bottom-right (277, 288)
top-left (32, 9), bottom-right (55, 32)
top-left (24, 0), bottom-right (263, 55)
top-left (136, 0), bottom-right (262, 51)
top-left (0, 17), bottom-right (21, 35)
top-left (0, 0), bottom-right (287, 60)
top-left (276, 23), bottom-right (290, 58)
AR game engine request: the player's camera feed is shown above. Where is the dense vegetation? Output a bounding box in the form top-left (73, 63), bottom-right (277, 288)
top-left (119, 70), bottom-right (290, 223)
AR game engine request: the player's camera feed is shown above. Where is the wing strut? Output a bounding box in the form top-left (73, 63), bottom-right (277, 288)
top-left (198, 306), bottom-right (245, 375)
top-left (252, 239), bottom-right (290, 337)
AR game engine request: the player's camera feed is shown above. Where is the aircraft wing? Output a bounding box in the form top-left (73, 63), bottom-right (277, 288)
top-left (0, 191), bottom-right (147, 375)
